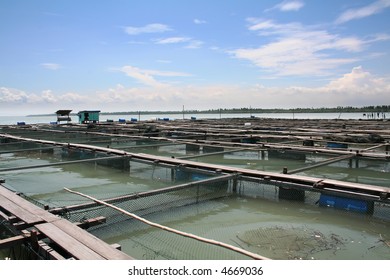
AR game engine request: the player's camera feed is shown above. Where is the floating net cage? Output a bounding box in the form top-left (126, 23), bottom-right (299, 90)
top-left (46, 159), bottom-right (390, 260)
top-left (0, 127), bottom-right (390, 260)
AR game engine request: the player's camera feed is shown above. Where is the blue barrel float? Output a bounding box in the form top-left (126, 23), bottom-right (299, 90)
top-left (319, 194), bottom-right (374, 214)
top-left (327, 142), bottom-right (348, 149)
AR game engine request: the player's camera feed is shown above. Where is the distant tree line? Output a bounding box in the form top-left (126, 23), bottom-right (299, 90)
top-left (28, 105), bottom-right (390, 117)
top-left (201, 105), bottom-right (390, 114)
top-left (102, 105), bottom-right (390, 115)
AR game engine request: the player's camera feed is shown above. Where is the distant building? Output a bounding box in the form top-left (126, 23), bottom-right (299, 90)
top-left (77, 110), bottom-right (100, 124)
top-left (55, 110), bottom-right (72, 123)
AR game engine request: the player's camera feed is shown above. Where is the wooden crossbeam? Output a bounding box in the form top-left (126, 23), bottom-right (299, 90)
top-left (0, 155), bottom-right (124, 172)
top-left (287, 154), bottom-right (355, 174)
top-left (35, 219), bottom-right (133, 260)
top-left (0, 235), bottom-right (26, 250)
top-left (35, 222), bottom-right (106, 260)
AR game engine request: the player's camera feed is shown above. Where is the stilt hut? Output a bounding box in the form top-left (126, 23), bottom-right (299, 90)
top-left (55, 110), bottom-right (72, 123)
top-left (77, 110), bottom-right (100, 124)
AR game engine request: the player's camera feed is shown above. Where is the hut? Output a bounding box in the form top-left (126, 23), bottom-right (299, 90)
top-left (77, 110), bottom-right (100, 124)
top-left (55, 110), bottom-right (72, 123)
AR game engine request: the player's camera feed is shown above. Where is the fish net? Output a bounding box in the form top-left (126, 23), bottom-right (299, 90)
top-left (59, 162), bottom-right (390, 260)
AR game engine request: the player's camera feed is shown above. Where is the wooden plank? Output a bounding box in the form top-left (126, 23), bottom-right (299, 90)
top-left (137, 153), bottom-right (390, 195)
top-left (0, 186), bottom-right (59, 223)
top-left (35, 222), bottom-right (106, 260)
top-left (74, 216), bottom-right (106, 229)
top-left (0, 235), bottom-right (26, 250)
top-left (51, 219), bottom-right (133, 260)
top-left (37, 240), bottom-right (66, 260)
top-left (0, 209), bottom-right (11, 221)
top-left (0, 195), bottom-right (43, 225)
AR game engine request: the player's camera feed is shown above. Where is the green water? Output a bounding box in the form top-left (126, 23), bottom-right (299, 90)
top-left (0, 146), bottom-right (389, 260)
top-left (96, 195), bottom-right (390, 260)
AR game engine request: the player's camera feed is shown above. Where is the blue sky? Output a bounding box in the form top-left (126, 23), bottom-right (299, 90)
top-left (1, 0), bottom-right (389, 115)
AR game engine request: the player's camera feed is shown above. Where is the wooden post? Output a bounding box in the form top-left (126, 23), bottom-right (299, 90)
top-left (30, 229), bottom-right (39, 251)
top-left (232, 176), bottom-right (238, 193)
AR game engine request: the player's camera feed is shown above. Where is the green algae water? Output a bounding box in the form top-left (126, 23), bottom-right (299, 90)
top-left (0, 145), bottom-right (389, 260)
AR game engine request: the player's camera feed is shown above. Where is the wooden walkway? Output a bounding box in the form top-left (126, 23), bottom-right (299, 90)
top-left (0, 184), bottom-right (133, 260)
top-left (1, 133), bottom-right (389, 201)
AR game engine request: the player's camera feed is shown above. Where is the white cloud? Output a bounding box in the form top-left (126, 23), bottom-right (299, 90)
top-left (185, 40), bottom-right (203, 49)
top-left (336, 0), bottom-right (390, 24)
top-left (0, 87), bottom-right (87, 115)
top-left (41, 63), bottom-right (61, 70)
top-left (156, 59), bottom-right (172, 64)
top-left (155, 37), bottom-right (192, 44)
top-left (1, 67), bottom-right (389, 115)
top-left (0, 87), bottom-right (29, 103)
top-left (118, 65), bottom-right (191, 88)
top-left (194, 19), bottom-right (207, 24)
top-left (124, 23), bottom-right (172, 35)
top-left (155, 37), bottom-right (203, 49)
top-left (325, 65), bottom-right (388, 93)
top-left (266, 1), bottom-right (305, 12)
top-left (230, 18), bottom-right (388, 76)
top-left (98, 66), bottom-right (390, 110)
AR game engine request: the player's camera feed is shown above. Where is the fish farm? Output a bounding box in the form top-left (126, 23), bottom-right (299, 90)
top-left (0, 117), bottom-right (389, 260)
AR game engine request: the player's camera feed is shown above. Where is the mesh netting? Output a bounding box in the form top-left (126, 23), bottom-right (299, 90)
top-left (61, 172), bottom-right (390, 260)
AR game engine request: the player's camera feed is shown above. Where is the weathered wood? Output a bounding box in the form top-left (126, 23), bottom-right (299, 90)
top-left (0, 186), bottom-right (59, 223)
top-left (50, 219), bottom-right (133, 260)
top-left (35, 222), bottom-right (106, 260)
top-left (0, 185), bottom-right (132, 260)
top-left (0, 194), bottom-right (43, 225)
top-left (37, 240), bottom-right (66, 260)
top-left (178, 148), bottom-right (248, 159)
top-left (74, 216), bottom-right (106, 229)
top-left (0, 235), bottom-right (26, 250)
top-left (0, 209), bottom-right (11, 221)
top-left (287, 154), bottom-right (355, 174)
top-left (138, 153), bottom-right (390, 198)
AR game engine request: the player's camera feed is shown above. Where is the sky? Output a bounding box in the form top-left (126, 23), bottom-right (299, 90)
top-left (0, 0), bottom-right (390, 115)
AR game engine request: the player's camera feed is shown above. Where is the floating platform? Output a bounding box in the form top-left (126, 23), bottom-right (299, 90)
top-left (0, 184), bottom-right (132, 260)
top-left (0, 117), bottom-right (389, 260)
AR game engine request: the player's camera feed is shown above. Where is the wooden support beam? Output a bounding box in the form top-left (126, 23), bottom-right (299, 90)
top-left (178, 148), bottom-right (248, 159)
top-left (287, 154), bottom-right (355, 174)
top-left (0, 235), bottom-right (26, 250)
top-left (37, 240), bottom-right (66, 260)
top-left (34, 222), bottom-right (106, 260)
top-left (0, 146), bottom-right (57, 154)
top-left (74, 216), bottom-right (106, 229)
top-left (51, 174), bottom-right (237, 213)
top-left (0, 155), bottom-right (125, 172)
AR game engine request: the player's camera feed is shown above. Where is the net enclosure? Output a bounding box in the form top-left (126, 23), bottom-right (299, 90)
top-left (0, 118), bottom-right (389, 260)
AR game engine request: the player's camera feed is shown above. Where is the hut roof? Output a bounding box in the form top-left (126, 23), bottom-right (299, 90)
top-left (55, 110), bottom-right (72, 116)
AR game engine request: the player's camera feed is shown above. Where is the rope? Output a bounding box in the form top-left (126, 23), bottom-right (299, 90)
top-left (64, 187), bottom-right (269, 260)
